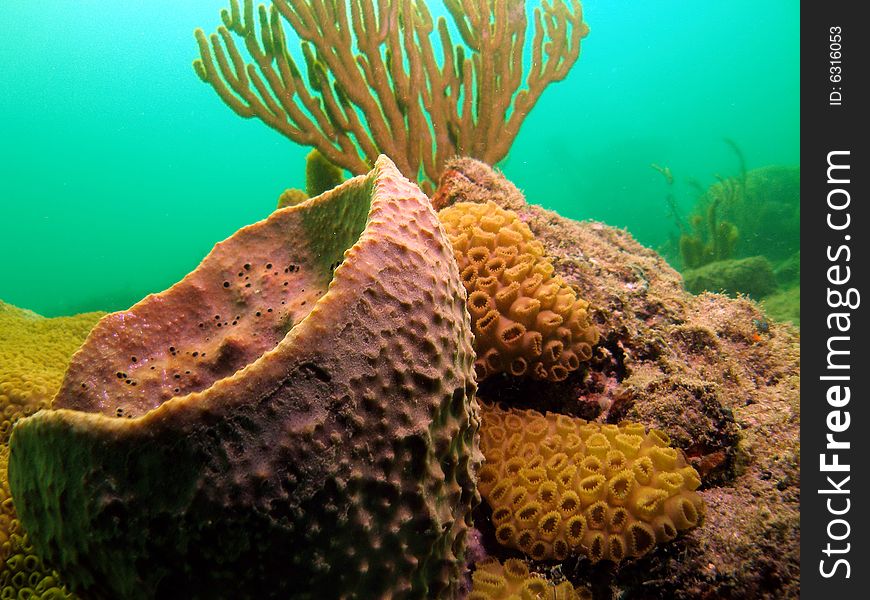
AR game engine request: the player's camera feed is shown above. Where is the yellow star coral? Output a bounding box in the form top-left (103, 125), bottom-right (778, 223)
top-left (478, 404), bottom-right (705, 563)
top-left (0, 301), bottom-right (96, 597)
top-left (469, 557), bottom-right (592, 600)
top-left (0, 301), bottom-right (104, 445)
top-left (438, 201), bottom-right (598, 381)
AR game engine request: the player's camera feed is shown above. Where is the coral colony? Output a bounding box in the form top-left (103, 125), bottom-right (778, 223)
top-left (193, 0), bottom-right (588, 190)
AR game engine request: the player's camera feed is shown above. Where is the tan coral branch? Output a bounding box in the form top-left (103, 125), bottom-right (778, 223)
top-left (194, 0), bottom-right (589, 189)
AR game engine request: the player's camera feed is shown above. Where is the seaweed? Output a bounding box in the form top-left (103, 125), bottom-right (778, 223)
top-left (654, 139), bottom-right (746, 270)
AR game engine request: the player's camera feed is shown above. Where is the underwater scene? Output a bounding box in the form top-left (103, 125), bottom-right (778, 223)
top-left (0, 1), bottom-right (799, 598)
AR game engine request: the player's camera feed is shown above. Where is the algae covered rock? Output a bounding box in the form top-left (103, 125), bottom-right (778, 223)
top-left (9, 156), bottom-right (479, 599)
top-left (682, 255), bottom-right (777, 298)
top-left (762, 286), bottom-right (800, 328)
top-left (435, 158), bottom-right (799, 599)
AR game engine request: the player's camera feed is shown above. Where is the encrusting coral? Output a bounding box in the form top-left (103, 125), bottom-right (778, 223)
top-left (9, 155), bottom-right (479, 599)
top-left (468, 557), bottom-right (591, 600)
top-left (477, 404), bottom-right (704, 564)
top-left (439, 201), bottom-right (598, 382)
top-left (436, 158), bottom-right (799, 598)
top-left (0, 301), bottom-right (95, 597)
top-left (193, 0), bottom-right (589, 189)
top-left (0, 302), bottom-right (103, 445)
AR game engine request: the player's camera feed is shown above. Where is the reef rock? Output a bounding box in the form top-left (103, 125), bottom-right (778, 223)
top-left (437, 158), bottom-right (800, 599)
top-left (9, 156), bottom-right (479, 599)
top-left (682, 255), bottom-right (777, 299)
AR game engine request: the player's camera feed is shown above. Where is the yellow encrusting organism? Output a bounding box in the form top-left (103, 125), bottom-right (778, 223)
top-left (478, 404), bottom-right (705, 563)
top-left (438, 201), bottom-right (598, 381)
top-left (1, 446), bottom-right (76, 599)
top-left (0, 301), bottom-right (94, 597)
top-left (0, 301), bottom-right (104, 445)
top-left (468, 557), bottom-right (592, 600)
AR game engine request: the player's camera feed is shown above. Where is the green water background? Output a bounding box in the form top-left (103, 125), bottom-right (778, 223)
top-left (0, 1), bottom-right (799, 317)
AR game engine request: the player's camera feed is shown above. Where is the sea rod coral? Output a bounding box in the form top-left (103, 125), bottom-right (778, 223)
top-left (8, 156), bottom-right (479, 599)
top-left (193, 0), bottom-right (589, 189)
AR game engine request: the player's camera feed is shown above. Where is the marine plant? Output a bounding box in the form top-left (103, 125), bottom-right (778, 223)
top-left (9, 157), bottom-right (479, 598)
top-left (678, 173), bottom-right (741, 270)
top-left (193, 0), bottom-right (589, 190)
top-left (654, 140), bottom-right (746, 270)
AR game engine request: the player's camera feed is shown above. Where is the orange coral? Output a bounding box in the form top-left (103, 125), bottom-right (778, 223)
top-left (468, 557), bottom-right (591, 600)
top-left (438, 201), bottom-right (598, 381)
top-left (478, 404), bottom-right (705, 563)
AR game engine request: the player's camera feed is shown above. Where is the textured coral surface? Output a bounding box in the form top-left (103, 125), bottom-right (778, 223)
top-left (440, 201), bottom-right (598, 382)
top-left (0, 302), bottom-right (96, 597)
top-left (439, 158), bottom-right (799, 599)
top-left (478, 405), bottom-right (703, 564)
top-left (469, 557), bottom-right (591, 600)
top-left (0, 302), bottom-right (103, 445)
top-left (1, 446), bottom-right (76, 600)
top-left (9, 156), bottom-right (479, 599)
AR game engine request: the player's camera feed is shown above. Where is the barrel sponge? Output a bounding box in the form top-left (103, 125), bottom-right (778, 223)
top-left (478, 404), bottom-right (705, 563)
top-left (438, 201), bottom-right (598, 381)
top-left (0, 301), bottom-right (103, 445)
top-left (1, 446), bottom-right (77, 599)
top-left (468, 557), bottom-right (592, 600)
top-left (8, 156), bottom-right (479, 599)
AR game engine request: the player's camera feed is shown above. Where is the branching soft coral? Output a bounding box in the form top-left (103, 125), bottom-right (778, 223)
top-left (193, 0), bottom-right (589, 190)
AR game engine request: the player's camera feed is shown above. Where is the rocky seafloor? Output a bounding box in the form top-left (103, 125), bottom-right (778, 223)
top-left (436, 159), bottom-right (800, 599)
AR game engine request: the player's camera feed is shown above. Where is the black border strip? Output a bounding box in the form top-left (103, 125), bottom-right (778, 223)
top-left (802, 2), bottom-right (869, 596)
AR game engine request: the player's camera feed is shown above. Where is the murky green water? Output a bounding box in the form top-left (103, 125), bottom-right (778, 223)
top-left (0, 1), bottom-right (798, 317)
